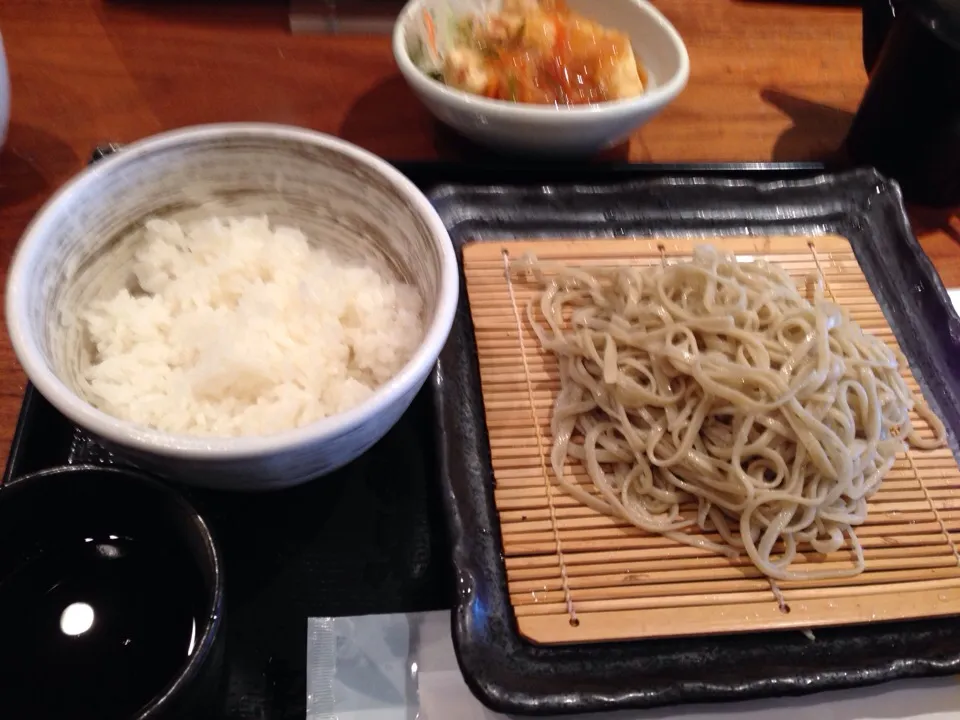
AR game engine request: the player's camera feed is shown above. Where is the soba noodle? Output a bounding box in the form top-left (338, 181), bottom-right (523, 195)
top-left (510, 245), bottom-right (947, 581)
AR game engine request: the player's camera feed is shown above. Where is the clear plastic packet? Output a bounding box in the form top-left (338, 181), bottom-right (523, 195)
top-left (306, 611), bottom-right (454, 719)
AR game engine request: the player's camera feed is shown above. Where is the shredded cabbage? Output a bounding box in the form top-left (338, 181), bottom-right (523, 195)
top-left (408, 0), bottom-right (499, 78)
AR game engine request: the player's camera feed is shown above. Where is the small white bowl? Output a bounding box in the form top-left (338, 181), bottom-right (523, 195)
top-left (393, 0), bottom-right (690, 155)
top-left (5, 124), bottom-right (459, 491)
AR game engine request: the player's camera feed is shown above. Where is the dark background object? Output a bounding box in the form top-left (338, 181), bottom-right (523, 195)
top-left (2, 150), bottom-right (827, 720)
top-left (430, 168), bottom-right (960, 715)
top-left (849, 0), bottom-right (960, 206)
top-left (289, 0), bottom-right (406, 34)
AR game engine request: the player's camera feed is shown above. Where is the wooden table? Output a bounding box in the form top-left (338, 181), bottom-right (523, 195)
top-left (0, 0), bottom-right (957, 471)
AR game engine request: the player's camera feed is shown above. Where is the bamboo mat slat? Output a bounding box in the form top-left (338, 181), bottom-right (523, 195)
top-left (462, 235), bottom-right (960, 645)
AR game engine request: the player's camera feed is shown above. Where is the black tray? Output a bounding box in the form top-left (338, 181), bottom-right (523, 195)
top-left (430, 168), bottom-right (960, 715)
top-left (2, 154), bottom-right (840, 720)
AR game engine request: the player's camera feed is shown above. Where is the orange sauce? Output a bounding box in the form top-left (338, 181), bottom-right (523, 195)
top-left (471, 0), bottom-right (645, 105)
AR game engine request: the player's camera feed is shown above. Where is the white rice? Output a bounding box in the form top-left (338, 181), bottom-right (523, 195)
top-left (80, 216), bottom-right (424, 437)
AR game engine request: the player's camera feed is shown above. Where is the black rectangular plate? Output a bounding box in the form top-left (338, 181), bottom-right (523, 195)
top-left (3, 154), bottom-right (850, 720)
top-left (429, 167), bottom-right (960, 715)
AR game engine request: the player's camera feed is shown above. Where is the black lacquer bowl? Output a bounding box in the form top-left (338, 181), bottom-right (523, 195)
top-left (0, 466), bottom-right (225, 719)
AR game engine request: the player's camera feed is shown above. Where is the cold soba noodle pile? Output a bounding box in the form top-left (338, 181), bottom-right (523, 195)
top-left (510, 246), bottom-right (946, 581)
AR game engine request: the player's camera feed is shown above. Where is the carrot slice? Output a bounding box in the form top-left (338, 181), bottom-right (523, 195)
top-left (423, 9), bottom-right (438, 58)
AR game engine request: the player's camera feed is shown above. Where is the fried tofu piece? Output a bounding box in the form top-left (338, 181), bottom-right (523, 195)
top-left (606, 44), bottom-right (645, 99)
top-left (442, 47), bottom-right (492, 95)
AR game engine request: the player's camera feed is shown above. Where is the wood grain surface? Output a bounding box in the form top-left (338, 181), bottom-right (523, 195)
top-left (0, 0), bottom-right (956, 472)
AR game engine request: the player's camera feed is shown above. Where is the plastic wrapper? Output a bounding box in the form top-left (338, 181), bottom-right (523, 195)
top-left (306, 611), bottom-right (453, 719)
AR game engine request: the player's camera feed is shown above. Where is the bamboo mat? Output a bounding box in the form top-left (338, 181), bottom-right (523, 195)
top-left (462, 235), bottom-right (960, 645)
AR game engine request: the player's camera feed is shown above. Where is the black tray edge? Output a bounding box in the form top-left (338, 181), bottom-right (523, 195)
top-left (3, 384), bottom-right (38, 486)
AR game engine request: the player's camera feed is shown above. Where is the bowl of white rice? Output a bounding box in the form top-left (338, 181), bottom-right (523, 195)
top-left (5, 123), bottom-right (459, 490)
